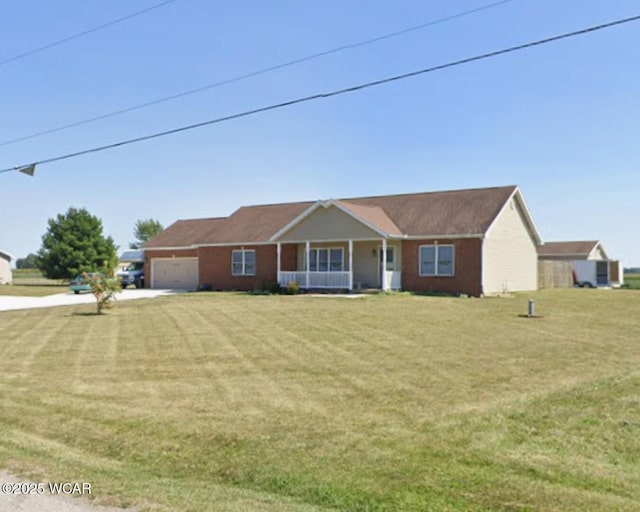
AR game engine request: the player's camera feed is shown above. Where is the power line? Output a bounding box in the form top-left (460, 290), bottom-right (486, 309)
top-left (0, 0), bottom-right (179, 67)
top-left (3, 13), bottom-right (639, 176)
top-left (0, 0), bottom-right (514, 148)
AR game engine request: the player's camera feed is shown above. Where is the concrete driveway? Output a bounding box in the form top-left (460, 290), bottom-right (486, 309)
top-left (0, 289), bottom-right (184, 312)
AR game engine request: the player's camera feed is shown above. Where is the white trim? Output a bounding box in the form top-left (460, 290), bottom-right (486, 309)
top-left (348, 239), bottom-right (353, 290)
top-left (305, 241), bottom-right (310, 287)
top-left (378, 244), bottom-right (396, 271)
top-left (330, 201), bottom-right (391, 238)
top-left (269, 199), bottom-right (390, 241)
top-left (381, 238), bottom-right (388, 291)
top-left (485, 187), bottom-right (542, 245)
top-left (0, 250), bottom-right (15, 261)
top-left (231, 249), bottom-right (256, 276)
top-left (400, 234), bottom-right (484, 240)
top-left (304, 246), bottom-right (345, 272)
top-left (146, 235), bottom-right (483, 251)
top-left (418, 244), bottom-right (455, 277)
top-left (276, 242), bottom-right (281, 282)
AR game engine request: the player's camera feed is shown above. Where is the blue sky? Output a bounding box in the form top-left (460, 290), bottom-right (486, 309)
top-left (1, 0), bottom-right (638, 265)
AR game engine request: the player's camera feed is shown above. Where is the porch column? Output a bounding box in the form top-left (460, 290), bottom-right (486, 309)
top-left (276, 242), bottom-right (281, 285)
top-left (381, 238), bottom-right (388, 291)
top-left (348, 239), bottom-right (354, 291)
top-left (305, 240), bottom-right (311, 289)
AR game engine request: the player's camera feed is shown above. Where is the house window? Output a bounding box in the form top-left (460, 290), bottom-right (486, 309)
top-left (306, 248), bottom-right (343, 272)
top-left (419, 245), bottom-right (454, 276)
top-left (232, 250), bottom-right (256, 276)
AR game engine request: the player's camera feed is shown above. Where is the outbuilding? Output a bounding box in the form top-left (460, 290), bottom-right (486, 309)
top-left (0, 250), bottom-right (14, 285)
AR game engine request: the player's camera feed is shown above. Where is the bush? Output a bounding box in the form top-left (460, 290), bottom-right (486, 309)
top-left (286, 281), bottom-right (300, 295)
top-left (83, 272), bottom-right (121, 314)
top-left (253, 280), bottom-right (282, 295)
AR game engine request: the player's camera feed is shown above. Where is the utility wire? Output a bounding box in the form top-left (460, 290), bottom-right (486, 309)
top-left (0, 0), bottom-right (513, 148)
top-left (0, 0), bottom-right (179, 67)
top-left (3, 13), bottom-right (639, 176)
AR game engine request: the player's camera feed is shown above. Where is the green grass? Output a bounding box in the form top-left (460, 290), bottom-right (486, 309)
top-left (623, 274), bottom-right (640, 289)
top-left (3, 268), bottom-right (67, 296)
top-left (0, 284), bottom-right (68, 297)
top-left (1, 290), bottom-right (640, 511)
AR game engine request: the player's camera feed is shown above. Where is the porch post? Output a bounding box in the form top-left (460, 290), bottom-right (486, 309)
top-left (348, 239), bottom-right (354, 291)
top-left (381, 238), bottom-right (388, 291)
top-left (276, 242), bottom-right (281, 285)
top-left (305, 240), bottom-right (311, 289)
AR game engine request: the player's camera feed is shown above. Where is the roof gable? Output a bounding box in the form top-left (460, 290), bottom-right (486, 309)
top-left (538, 240), bottom-right (601, 257)
top-left (273, 201), bottom-right (388, 242)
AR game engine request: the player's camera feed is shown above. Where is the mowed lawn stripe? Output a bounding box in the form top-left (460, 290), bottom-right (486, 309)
top-left (0, 290), bottom-right (639, 510)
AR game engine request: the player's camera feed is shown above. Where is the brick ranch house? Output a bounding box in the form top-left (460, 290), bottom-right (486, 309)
top-left (143, 185), bottom-right (542, 296)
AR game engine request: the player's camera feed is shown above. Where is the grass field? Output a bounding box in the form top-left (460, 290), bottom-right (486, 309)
top-left (1, 290), bottom-right (639, 511)
top-left (624, 273), bottom-right (640, 289)
top-left (0, 284), bottom-right (68, 297)
top-left (7, 268), bottom-right (64, 293)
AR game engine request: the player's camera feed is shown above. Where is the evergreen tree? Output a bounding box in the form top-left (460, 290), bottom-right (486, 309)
top-left (37, 207), bottom-right (118, 280)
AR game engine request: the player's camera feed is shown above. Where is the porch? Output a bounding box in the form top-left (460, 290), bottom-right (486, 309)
top-left (276, 240), bottom-right (402, 291)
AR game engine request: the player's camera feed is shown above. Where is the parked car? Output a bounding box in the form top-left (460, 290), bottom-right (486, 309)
top-left (69, 273), bottom-right (103, 294)
top-left (117, 261), bottom-right (144, 289)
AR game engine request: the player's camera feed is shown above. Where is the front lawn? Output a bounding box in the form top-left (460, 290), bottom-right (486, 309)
top-left (0, 290), bottom-right (639, 511)
top-left (0, 284), bottom-right (68, 297)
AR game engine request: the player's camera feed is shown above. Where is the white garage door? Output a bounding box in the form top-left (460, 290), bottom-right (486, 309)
top-left (152, 258), bottom-right (198, 289)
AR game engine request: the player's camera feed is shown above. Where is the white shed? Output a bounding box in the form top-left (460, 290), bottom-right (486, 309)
top-left (0, 250), bottom-right (14, 284)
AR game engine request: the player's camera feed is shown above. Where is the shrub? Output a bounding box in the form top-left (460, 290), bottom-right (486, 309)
top-left (253, 280), bottom-right (282, 295)
top-left (83, 272), bottom-right (121, 314)
top-left (286, 281), bottom-right (300, 295)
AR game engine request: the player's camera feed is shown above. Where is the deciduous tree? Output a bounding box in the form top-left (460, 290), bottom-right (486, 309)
top-left (130, 218), bottom-right (163, 249)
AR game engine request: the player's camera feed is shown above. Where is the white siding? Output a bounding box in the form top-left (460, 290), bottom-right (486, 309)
top-left (482, 198), bottom-right (538, 294)
top-left (0, 255), bottom-right (11, 284)
top-left (279, 205), bottom-right (380, 241)
top-left (588, 245), bottom-right (607, 260)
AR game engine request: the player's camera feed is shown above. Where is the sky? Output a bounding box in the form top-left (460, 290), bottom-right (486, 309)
top-left (0, 0), bottom-right (638, 265)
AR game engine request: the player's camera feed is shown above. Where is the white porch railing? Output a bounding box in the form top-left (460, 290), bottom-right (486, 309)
top-left (384, 271), bottom-right (402, 290)
top-left (279, 271), bottom-right (351, 289)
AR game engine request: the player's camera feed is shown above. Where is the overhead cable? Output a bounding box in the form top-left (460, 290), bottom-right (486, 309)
top-left (0, 0), bottom-right (513, 148)
top-left (3, 13), bottom-right (639, 176)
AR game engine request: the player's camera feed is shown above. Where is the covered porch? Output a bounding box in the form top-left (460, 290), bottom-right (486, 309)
top-left (271, 198), bottom-right (404, 291)
top-left (276, 239), bottom-right (402, 291)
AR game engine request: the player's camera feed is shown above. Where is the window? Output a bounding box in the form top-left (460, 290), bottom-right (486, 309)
top-left (419, 245), bottom-right (454, 276)
top-left (232, 250), bottom-right (256, 276)
top-left (306, 248), bottom-right (343, 272)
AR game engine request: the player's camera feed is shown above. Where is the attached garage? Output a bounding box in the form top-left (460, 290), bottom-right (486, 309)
top-left (151, 258), bottom-right (198, 289)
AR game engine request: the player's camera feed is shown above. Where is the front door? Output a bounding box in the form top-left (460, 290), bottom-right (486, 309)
top-left (379, 246), bottom-right (395, 287)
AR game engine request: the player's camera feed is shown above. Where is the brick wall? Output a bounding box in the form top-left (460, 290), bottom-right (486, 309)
top-left (401, 238), bottom-right (483, 296)
top-left (197, 244), bottom-right (296, 291)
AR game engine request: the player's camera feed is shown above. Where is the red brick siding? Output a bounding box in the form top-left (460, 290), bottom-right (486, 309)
top-left (198, 244), bottom-right (296, 291)
top-left (143, 249), bottom-right (198, 288)
top-left (280, 244), bottom-right (297, 272)
top-left (401, 239), bottom-right (483, 296)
